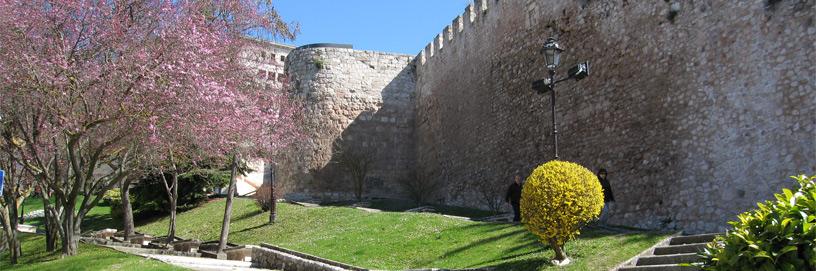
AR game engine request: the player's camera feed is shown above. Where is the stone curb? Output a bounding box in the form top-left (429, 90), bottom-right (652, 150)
top-left (258, 243), bottom-right (366, 270)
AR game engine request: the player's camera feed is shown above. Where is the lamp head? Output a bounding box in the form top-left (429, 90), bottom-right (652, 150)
top-left (569, 61), bottom-right (590, 81)
top-left (541, 37), bottom-right (564, 70)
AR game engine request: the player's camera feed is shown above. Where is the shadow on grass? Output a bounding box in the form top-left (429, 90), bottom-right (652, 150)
top-left (440, 221), bottom-right (518, 235)
top-left (441, 228), bottom-right (530, 258)
top-left (234, 209), bottom-right (264, 222)
top-left (232, 223), bottom-right (268, 235)
top-left (82, 213), bottom-right (119, 232)
top-left (465, 241), bottom-right (548, 269)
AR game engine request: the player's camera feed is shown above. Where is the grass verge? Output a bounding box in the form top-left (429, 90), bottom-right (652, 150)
top-left (0, 234), bottom-right (188, 271)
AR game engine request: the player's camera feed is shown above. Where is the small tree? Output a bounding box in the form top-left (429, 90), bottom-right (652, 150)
top-left (253, 166), bottom-right (282, 224)
top-left (398, 173), bottom-right (442, 206)
top-left (521, 160), bottom-right (604, 265)
top-left (333, 140), bottom-right (375, 202)
top-left (474, 178), bottom-right (505, 214)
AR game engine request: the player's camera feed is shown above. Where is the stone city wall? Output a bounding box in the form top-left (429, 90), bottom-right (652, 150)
top-left (279, 45), bottom-right (417, 200)
top-left (414, 0), bottom-right (815, 233)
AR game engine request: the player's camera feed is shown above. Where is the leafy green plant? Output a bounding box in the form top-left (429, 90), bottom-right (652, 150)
top-left (699, 174), bottom-right (816, 270)
top-left (313, 57), bottom-right (325, 69)
top-left (100, 188), bottom-right (121, 207)
top-left (102, 188), bottom-right (126, 219)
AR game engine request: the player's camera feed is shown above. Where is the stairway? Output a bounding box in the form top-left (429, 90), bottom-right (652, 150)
top-left (143, 254), bottom-right (275, 271)
top-left (616, 233), bottom-right (719, 271)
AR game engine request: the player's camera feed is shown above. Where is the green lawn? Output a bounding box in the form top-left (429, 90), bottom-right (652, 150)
top-left (0, 234), bottom-right (188, 271)
top-left (137, 198), bottom-right (669, 270)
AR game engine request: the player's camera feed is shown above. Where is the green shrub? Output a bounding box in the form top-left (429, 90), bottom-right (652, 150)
top-left (699, 174), bottom-right (816, 270)
top-left (131, 168), bottom-right (230, 215)
top-left (520, 160), bottom-right (604, 263)
top-left (100, 188), bottom-right (121, 206)
top-left (103, 188), bottom-right (125, 220)
top-left (313, 57), bottom-right (325, 69)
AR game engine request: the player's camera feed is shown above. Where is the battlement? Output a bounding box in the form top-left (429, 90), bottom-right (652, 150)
top-left (416, 0), bottom-right (494, 66)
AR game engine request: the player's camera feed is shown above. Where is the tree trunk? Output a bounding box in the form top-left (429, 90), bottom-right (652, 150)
top-left (161, 164), bottom-right (179, 245)
top-left (355, 173), bottom-right (363, 202)
top-left (268, 164), bottom-right (276, 224)
top-left (44, 206), bottom-right (59, 252)
top-left (268, 185), bottom-right (276, 224)
top-left (61, 211), bottom-right (78, 256)
top-left (17, 198), bottom-right (25, 224)
top-left (218, 154), bottom-right (239, 253)
top-left (0, 205), bottom-right (20, 264)
top-left (120, 179), bottom-right (135, 241)
top-left (167, 189), bottom-right (177, 245)
top-left (41, 189), bottom-right (61, 252)
top-left (549, 238), bottom-right (567, 261)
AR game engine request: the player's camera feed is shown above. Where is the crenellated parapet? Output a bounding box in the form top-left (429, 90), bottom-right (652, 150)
top-left (416, 0), bottom-right (497, 66)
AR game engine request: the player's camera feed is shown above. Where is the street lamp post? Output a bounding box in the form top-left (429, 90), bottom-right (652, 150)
top-left (531, 37), bottom-right (590, 160)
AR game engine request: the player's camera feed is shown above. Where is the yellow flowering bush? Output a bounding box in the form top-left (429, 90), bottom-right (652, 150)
top-left (521, 160), bottom-right (604, 263)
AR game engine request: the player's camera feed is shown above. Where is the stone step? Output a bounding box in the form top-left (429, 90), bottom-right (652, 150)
top-left (618, 264), bottom-right (700, 271)
top-left (653, 243), bottom-right (708, 255)
top-left (143, 254), bottom-right (275, 271)
top-left (669, 233), bottom-right (719, 245)
top-left (636, 253), bottom-right (701, 266)
top-left (107, 245), bottom-right (201, 258)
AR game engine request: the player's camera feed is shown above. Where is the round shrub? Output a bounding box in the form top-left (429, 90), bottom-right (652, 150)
top-left (100, 188), bottom-right (121, 206)
top-left (103, 188), bottom-right (125, 220)
top-left (521, 160), bottom-right (604, 263)
top-left (699, 174), bottom-right (816, 270)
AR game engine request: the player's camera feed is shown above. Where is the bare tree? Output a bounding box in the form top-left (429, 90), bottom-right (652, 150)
top-left (475, 179), bottom-right (505, 215)
top-left (333, 140), bottom-right (375, 202)
top-left (398, 172), bottom-right (442, 205)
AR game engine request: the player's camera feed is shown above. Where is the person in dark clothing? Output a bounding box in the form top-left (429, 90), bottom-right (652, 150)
top-left (505, 175), bottom-right (523, 222)
top-left (597, 168), bottom-right (615, 224)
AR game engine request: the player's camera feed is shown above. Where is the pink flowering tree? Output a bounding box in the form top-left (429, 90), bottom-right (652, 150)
top-left (0, 0), bottom-right (300, 256)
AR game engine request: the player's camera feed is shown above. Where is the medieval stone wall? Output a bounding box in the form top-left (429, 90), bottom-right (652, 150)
top-left (414, 0), bottom-right (815, 233)
top-left (279, 45), bottom-right (417, 201)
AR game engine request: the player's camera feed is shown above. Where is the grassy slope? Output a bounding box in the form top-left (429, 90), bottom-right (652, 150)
top-left (138, 198), bottom-right (668, 270)
top-left (0, 234), bottom-right (188, 271)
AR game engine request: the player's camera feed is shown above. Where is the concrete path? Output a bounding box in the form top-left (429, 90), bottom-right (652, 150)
top-left (105, 245), bottom-right (276, 271)
top-left (17, 224), bottom-right (37, 233)
top-left (141, 254), bottom-right (277, 271)
top-left (355, 207), bottom-right (381, 213)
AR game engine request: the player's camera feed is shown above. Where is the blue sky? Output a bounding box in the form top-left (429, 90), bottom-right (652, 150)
top-left (269, 0), bottom-right (473, 55)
